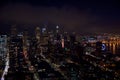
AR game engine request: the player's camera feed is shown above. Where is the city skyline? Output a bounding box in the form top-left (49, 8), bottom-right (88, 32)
top-left (0, 20), bottom-right (120, 80)
top-left (1, 1), bottom-right (120, 79)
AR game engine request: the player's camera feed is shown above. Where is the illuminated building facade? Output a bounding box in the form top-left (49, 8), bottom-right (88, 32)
top-left (9, 35), bottom-right (23, 68)
top-left (35, 27), bottom-right (41, 43)
top-left (0, 35), bottom-right (7, 60)
top-left (23, 29), bottom-right (30, 52)
top-left (41, 27), bottom-right (49, 46)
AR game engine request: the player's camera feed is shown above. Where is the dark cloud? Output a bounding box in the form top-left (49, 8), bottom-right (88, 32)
top-left (0, 3), bottom-right (120, 34)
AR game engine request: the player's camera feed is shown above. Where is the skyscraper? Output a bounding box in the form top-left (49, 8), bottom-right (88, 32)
top-left (35, 27), bottom-right (41, 43)
top-left (56, 25), bottom-right (59, 33)
top-left (23, 28), bottom-right (29, 53)
top-left (0, 35), bottom-right (7, 60)
top-left (41, 26), bottom-right (49, 46)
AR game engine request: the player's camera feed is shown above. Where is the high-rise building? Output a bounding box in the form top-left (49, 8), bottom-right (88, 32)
top-left (35, 27), bottom-right (41, 43)
top-left (41, 27), bottom-right (49, 46)
top-left (56, 25), bottom-right (59, 33)
top-left (9, 35), bottom-right (23, 66)
top-left (42, 27), bottom-right (47, 35)
top-left (0, 35), bottom-right (7, 60)
top-left (23, 28), bottom-right (30, 54)
top-left (48, 31), bottom-right (54, 42)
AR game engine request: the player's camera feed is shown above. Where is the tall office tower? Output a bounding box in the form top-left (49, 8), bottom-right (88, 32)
top-left (48, 31), bottom-right (54, 42)
top-left (42, 27), bottom-right (48, 36)
top-left (54, 25), bottom-right (61, 41)
top-left (11, 25), bottom-right (17, 36)
top-left (9, 35), bottom-right (23, 65)
top-left (56, 25), bottom-right (59, 33)
top-left (0, 35), bottom-right (7, 60)
top-left (23, 29), bottom-right (29, 52)
top-left (61, 38), bottom-right (64, 48)
top-left (41, 26), bottom-right (49, 46)
top-left (35, 27), bottom-right (41, 43)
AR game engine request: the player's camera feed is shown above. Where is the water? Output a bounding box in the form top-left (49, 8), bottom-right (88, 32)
top-left (106, 41), bottom-right (120, 54)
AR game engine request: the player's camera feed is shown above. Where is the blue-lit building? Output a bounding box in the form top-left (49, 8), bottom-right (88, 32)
top-left (0, 35), bottom-right (7, 60)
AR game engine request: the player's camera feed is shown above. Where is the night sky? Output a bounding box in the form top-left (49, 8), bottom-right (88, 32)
top-left (0, 0), bottom-right (120, 34)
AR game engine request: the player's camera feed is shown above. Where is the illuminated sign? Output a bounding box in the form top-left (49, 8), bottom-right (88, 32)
top-left (101, 43), bottom-right (106, 51)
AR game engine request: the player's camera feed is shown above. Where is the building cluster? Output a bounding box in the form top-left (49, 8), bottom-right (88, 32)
top-left (0, 25), bottom-right (120, 80)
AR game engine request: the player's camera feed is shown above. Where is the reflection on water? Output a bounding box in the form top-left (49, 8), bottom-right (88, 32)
top-left (113, 43), bottom-right (116, 54)
top-left (107, 42), bottom-right (120, 54)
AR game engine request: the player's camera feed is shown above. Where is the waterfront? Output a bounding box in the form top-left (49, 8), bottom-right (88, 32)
top-left (106, 41), bottom-right (120, 54)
